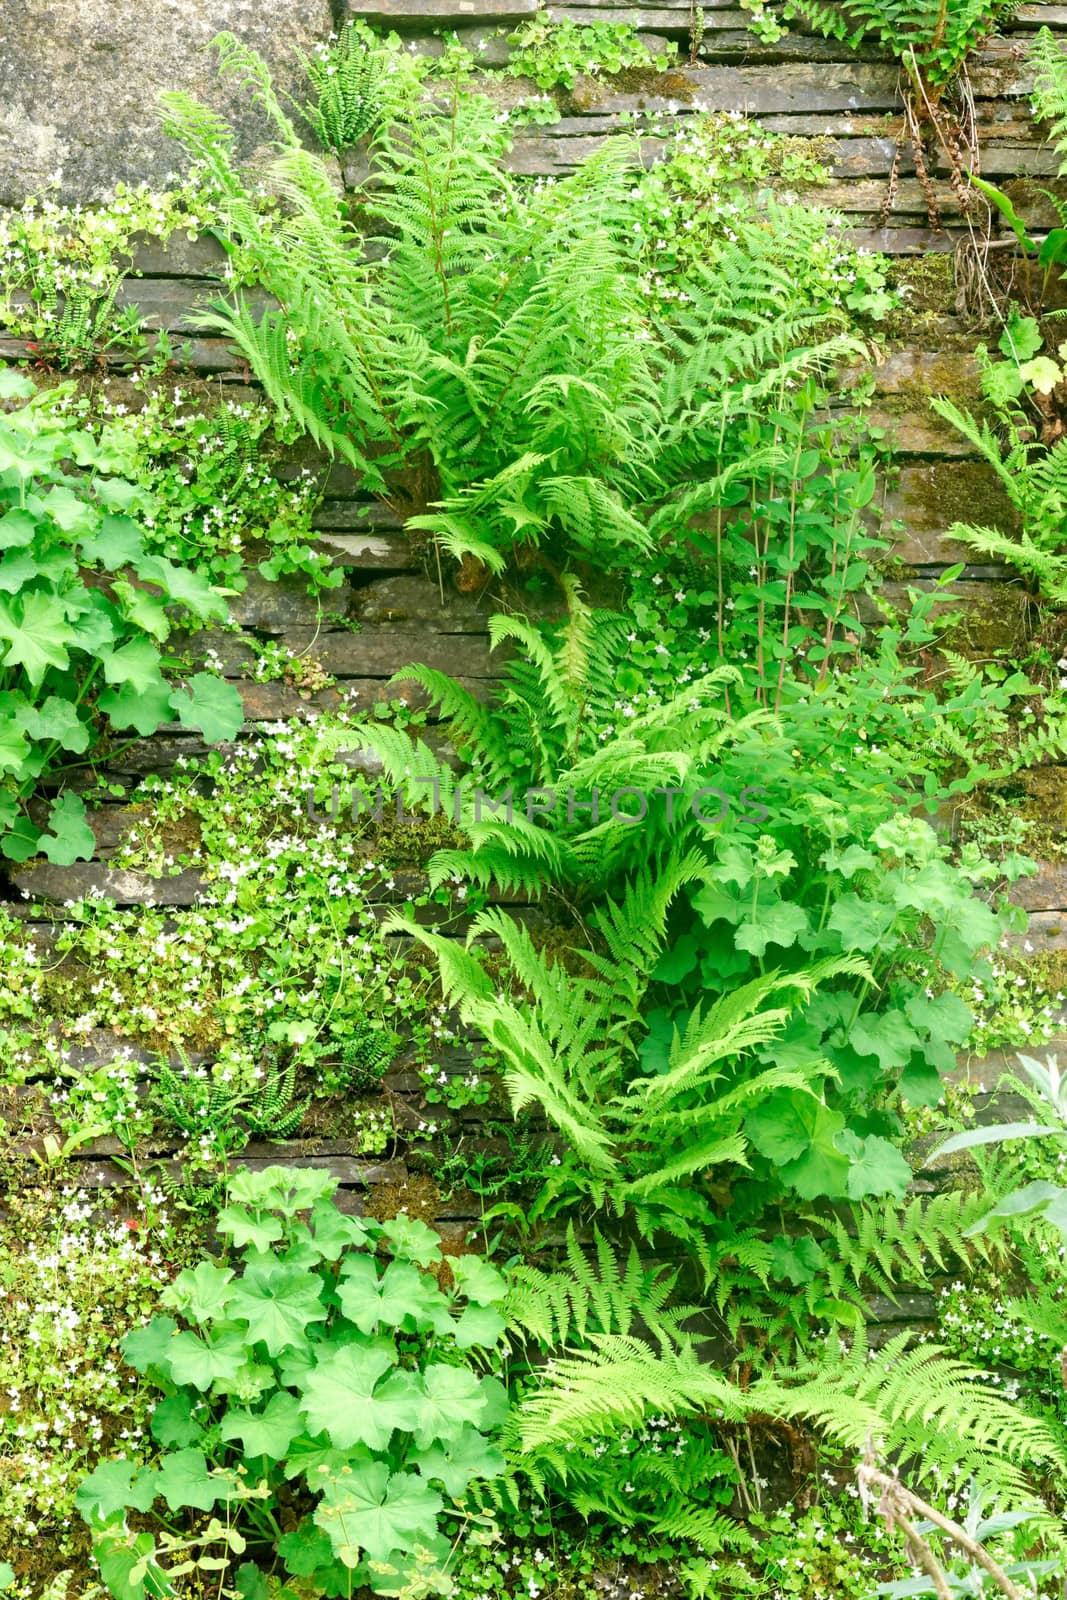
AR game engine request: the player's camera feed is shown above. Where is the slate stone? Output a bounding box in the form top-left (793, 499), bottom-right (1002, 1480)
top-left (0, 0), bottom-right (333, 205)
top-left (11, 863), bottom-right (206, 907)
top-left (1012, 862), bottom-right (1067, 911)
top-left (226, 572), bottom-right (356, 630)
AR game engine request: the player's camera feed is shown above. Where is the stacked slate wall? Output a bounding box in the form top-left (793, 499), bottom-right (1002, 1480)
top-left (2, 1), bottom-right (1067, 1314)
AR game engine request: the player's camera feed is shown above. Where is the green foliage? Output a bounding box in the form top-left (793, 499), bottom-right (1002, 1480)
top-left (0, 369), bottom-right (241, 864)
top-left (360, 579), bottom-right (1019, 1246)
top-left (0, 713), bottom-right (448, 1163)
top-left (517, 1326), bottom-right (1066, 1506)
top-left (0, 18), bottom-right (1059, 1591)
top-left (153, 1048), bottom-right (307, 1150)
top-left (300, 22), bottom-right (387, 150)
top-left (388, 861), bottom-right (918, 1257)
top-left (875, 1484), bottom-right (1062, 1598)
top-left (504, 17), bottom-right (675, 91)
top-left (504, 1226), bottom-right (696, 1351)
top-left (0, 186), bottom-right (215, 370)
top-left (776, 0), bottom-right (1011, 92)
top-left (74, 380), bottom-right (339, 594)
top-left (626, 116), bottom-right (893, 321)
top-left (80, 1166), bottom-right (510, 1596)
top-left (0, 1180), bottom-right (195, 1567)
top-left (1030, 25), bottom-right (1067, 173)
top-left (931, 1052), bottom-right (1067, 1240)
top-left (933, 320), bottom-right (1067, 602)
top-left (160, 35), bottom-right (860, 578)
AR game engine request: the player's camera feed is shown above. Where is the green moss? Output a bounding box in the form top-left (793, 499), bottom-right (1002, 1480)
top-left (597, 65), bottom-right (695, 100)
top-left (944, 581), bottom-right (1032, 657)
top-left (765, 133), bottom-right (837, 180)
top-left (888, 253), bottom-right (957, 313)
top-left (909, 459), bottom-right (1015, 527)
top-left (366, 1173), bottom-right (440, 1227)
top-left (1010, 766), bottom-right (1067, 828)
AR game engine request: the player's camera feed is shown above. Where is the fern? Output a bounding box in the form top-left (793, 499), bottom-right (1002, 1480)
top-left (162, 42), bottom-right (858, 580)
top-left (931, 393), bottom-right (1067, 601)
top-left (300, 24), bottom-right (384, 152)
top-left (504, 1226), bottom-right (694, 1350)
top-left (385, 868), bottom-right (868, 1267)
top-left (354, 595), bottom-right (774, 900)
top-left (210, 31), bottom-right (302, 147)
top-left (1031, 26), bottom-right (1067, 173)
top-left (823, 1191), bottom-right (996, 1299)
top-left (516, 1327), bottom-right (1066, 1503)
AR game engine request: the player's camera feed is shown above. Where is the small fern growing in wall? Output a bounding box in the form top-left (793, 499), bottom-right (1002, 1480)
top-left (300, 23), bottom-right (386, 151)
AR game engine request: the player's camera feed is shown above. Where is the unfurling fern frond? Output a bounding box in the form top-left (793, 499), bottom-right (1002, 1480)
top-left (209, 31), bottom-right (301, 147)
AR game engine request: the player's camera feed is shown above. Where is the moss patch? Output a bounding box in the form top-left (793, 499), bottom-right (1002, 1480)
top-left (943, 582), bottom-right (1032, 658)
top-left (905, 459), bottom-right (1018, 535)
top-left (1006, 766), bottom-right (1067, 829)
top-left (883, 254), bottom-right (958, 339)
top-left (366, 1172), bottom-right (440, 1228)
top-left (585, 65), bottom-right (695, 102)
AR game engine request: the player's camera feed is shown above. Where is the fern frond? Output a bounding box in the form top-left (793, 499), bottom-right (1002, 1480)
top-left (209, 31), bottom-right (301, 147)
top-left (1031, 26), bottom-right (1067, 173)
top-left (504, 1226), bottom-right (691, 1349)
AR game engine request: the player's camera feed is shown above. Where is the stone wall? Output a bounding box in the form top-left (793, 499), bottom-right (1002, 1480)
top-left (2, 1), bottom-right (1067, 1274)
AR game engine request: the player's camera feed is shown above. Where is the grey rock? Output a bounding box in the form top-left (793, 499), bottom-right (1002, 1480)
top-left (0, 0), bottom-right (333, 204)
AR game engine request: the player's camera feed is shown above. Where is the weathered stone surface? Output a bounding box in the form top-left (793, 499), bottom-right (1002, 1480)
top-left (1012, 862), bottom-right (1067, 911)
top-left (352, 574), bottom-right (498, 628)
top-left (11, 863), bottom-right (206, 907)
top-left (236, 681), bottom-right (349, 720)
top-left (66, 1153), bottom-right (406, 1189)
top-left (850, 227), bottom-right (958, 255)
top-left (349, 0), bottom-right (537, 21)
top-left (547, 61), bottom-right (902, 115)
top-left (1014, 5), bottom-right (1067, 23)
top-left (861, 579), bottom-right (1030, 656)
top-left (131, 231), bottom-right (229, 278)
top-left (0, 329), bottom-right (246, 376)
top-left (193, 627), bottom-right (502, 680)
top-left (226, 572), bottom-right (356, 630)
top-left (109, 279), bottom-right (275, 333)
top-left (311, 501), bottom-right (405, 533)
top-left (551, 4), bottom-right (745, 29)
top-left (316, 532), bottom-right (421, 571)
top-left (236, 675), bottom-right (488, 718)
top-left (858, 349), bottom-right (982, 400)
top-left (0, 0), bottom-right (333, 205)
top-left (864, 410), bottom-right (976, 459)
top-left (882, 461), bottom-right (1020, 566)
top-left (1008, 911), bottom-right (1067, 953)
